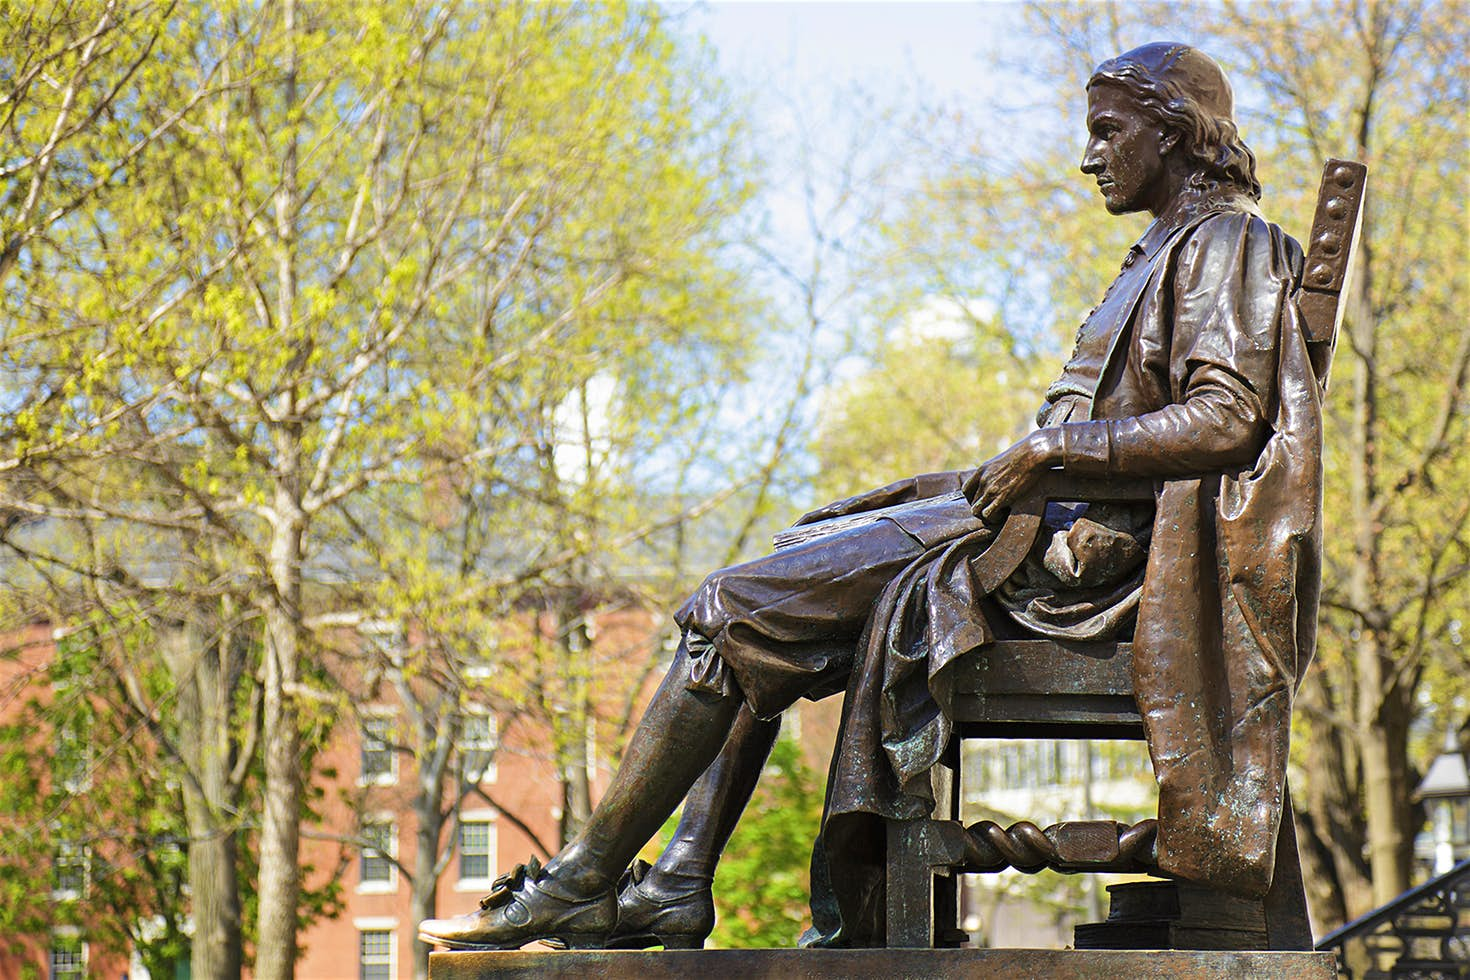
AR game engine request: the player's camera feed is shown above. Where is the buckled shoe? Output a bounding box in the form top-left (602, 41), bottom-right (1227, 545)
top-left (418, 857), bottom-right (616, 951)
top-left (605, 859), bottom-right (714, 950)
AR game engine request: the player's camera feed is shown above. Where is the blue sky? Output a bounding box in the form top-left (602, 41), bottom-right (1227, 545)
top-left (684, 1), bottom-right (1030, 105)
top-left (657, 3), bottom-right (1063, 491)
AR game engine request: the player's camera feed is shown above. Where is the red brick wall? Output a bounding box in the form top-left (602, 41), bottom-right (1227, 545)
top-left (0, 611), bottom-right (844, 979)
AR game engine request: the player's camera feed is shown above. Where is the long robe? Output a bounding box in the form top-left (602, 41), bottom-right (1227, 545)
top-left (812, 188), bottom-right (1322, 944)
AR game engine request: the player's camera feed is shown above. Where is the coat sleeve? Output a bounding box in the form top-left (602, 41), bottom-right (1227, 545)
top-left (1058, 212), bottom-right (1295, 478)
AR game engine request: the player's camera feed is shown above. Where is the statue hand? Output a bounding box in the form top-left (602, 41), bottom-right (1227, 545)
top-left (791, 478), bottom-right (915, 528)
top-left (962, 430), bottom-right (1063, 522)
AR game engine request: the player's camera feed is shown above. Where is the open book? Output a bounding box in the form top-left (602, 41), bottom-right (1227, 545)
top-left (772, 490), bottom-right (967, 550)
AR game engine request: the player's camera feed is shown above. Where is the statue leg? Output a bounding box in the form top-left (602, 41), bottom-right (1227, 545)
top-left (420, 516), bottom-right (933, 950)
top-left (655, 702), bottom-right (782, 880)
top-left (542, 645), bottom-right (743, 893)
top-left (419, 642), bottom-right (740, 949)
top-left (610, 703), bottom-right (782, 947)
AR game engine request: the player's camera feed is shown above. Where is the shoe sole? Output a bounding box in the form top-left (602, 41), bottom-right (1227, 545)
top-left (418, 931), bottom-right (610, 951)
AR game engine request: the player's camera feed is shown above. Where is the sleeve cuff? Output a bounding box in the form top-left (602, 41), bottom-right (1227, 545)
top-left (1061, 421), bottom-right (1113, 475)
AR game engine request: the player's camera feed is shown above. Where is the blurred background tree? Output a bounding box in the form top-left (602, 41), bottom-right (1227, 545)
top-left (2, 1), bottom-right (781, 976)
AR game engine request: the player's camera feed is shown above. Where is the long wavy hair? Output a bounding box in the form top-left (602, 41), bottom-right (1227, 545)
top-left (1088, 46), bottom-right (1262, 202)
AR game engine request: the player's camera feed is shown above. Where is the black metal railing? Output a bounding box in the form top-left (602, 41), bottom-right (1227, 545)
top-left (1316, 860), bottom-right (1470, 979)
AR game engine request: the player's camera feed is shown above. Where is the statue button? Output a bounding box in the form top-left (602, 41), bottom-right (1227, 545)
top-left (1326, 196), bottom-right (1348, 220)
top-left (1311, 263), bottom-right (1335, 286)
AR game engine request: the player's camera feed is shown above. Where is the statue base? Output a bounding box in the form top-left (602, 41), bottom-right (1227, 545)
top-left (429, 948), bottom-right (1338, 979)
top-left (1076, 879), bottom-right (1274, 949)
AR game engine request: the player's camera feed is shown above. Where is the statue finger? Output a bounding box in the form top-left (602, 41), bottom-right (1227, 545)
top-left (962, 468), bottom-right (987, 502)
top-left (792, 505), bottom-right (834, 527)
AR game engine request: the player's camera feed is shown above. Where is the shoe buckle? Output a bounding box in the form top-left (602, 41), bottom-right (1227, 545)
top-left (479, 856), bottom-right (543, 911)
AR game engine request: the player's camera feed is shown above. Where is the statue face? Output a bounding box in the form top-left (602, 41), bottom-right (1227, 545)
top-left (1080, 83), bottom-right (1175, 216)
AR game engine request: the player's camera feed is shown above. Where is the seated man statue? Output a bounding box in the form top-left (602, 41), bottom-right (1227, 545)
top-left (420, 40), bottom-right (1321, 951)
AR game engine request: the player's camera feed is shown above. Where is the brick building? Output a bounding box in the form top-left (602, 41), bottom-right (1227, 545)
top-left (293, 606), bottom-right (669, 979)
top-left (0, 623), bottom-right (134, 980)
top-left (0, 612), bottom-right (842, 979)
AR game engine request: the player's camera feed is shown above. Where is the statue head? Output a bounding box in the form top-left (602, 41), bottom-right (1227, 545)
top-left (1083, 42), bottom-right (1261, 213)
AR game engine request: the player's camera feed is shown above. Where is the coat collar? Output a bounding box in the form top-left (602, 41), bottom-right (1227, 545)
top-left (1128, 184), bottom-right (1260, 261)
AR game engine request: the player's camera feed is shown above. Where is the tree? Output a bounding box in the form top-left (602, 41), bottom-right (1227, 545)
top-left (0, 1), bottom-right (214, 286)
top-left (0, 632), bottom-right (191, 977)
top-left (803, 48), bottom-right (1144, 493)
top-left (2, 2), bottom-right (765, 976)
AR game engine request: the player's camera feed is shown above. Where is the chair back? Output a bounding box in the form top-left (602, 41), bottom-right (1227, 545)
top-left (1297, 159), bottom-right (1368, 390)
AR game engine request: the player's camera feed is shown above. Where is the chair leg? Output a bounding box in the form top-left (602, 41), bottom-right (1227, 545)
top-left (1264, 789), bottom-right (1313, 950)
top-left (933, 741), bottom-right (966, 947)
top-left (933, 867), bottom-right (963, 947)
top-left (884, 748), bottom-right (966, 948)
top-left (886, 818), bottom-right (937, 947)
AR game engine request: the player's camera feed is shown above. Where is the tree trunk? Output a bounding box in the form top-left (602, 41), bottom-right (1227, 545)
top-left (1343, 231), bottom-right (1413, 906)
top-left (256, 4), bottom-right (305, 975)
top-left (1296, 672), bottom-right (1375, 924)
top-left (187, 816), bottom-right (244, 980)
top-left (160, 620), bottom-right (244, 980)
top-left (559, 614), bottom-right (593, 846)
top-left (1358, 644), bottom-right (1413, 904)
top-left (411, 796), bottom-right (443, 980)
top-left (257, 510), bottom-right (306, 979)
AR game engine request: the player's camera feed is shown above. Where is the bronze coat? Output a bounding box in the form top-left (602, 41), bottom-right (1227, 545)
top-left (1073, 198), bottom-right (1321, 897)
top-left (1081, 199), bottom-right (1323, 899)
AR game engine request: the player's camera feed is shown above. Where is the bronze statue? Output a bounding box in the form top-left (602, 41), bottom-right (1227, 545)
top-left (419, 40), bottom-right (1323, 951)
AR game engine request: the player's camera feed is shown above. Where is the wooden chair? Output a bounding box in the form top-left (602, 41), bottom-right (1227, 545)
top-left (883, 159), bottom-right (1367, 951)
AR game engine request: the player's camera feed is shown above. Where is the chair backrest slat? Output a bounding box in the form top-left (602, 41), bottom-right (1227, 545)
top-left (1297, 159), bottom-right (1368, 391)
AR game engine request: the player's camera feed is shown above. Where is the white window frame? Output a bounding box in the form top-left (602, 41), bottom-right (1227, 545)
top-left (454, 810), bottom-right (498, 892)
top-left (357, 816), bottom-right (398, 894)
top-left (49, 929), bottom-right (86, 980)
top-left (458, 710), bottom-right (498, 784)
top-left (55, 723), bottom-right (92, 794)
top-left (355, 921), bottom-right (396, 980)
top-left (51, 840), bottom-right (88, 900)
top-left (358, 711), bottom-right (397, 787)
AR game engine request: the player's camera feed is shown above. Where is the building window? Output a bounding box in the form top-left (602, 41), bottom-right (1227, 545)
top-left (360, 715), bottom-right (396, 785)
top-left (55, 725), bottom-right (91, 793)
top-left (52, 841), bottom-right (87, 898)
top-left (49, 938), bottom-right (85, 979)
top-left (458, 816), bottom-right (497, 886)
top-left (359, 619), bottom-right (406, 653)
top-left (359, 820), bottom-right (396, 891)
top-left (459, 712), bottom-right (497, 783)
top-left (359, 928), bottom-right (394, 980)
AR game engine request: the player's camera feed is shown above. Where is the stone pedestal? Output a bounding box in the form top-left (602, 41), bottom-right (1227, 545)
top-left (429, 948), bottom-right (1339, 979)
